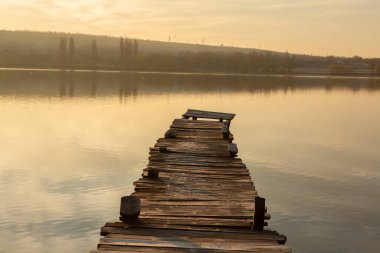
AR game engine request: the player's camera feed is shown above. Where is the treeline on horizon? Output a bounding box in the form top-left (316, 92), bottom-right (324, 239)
top-left (1, 70), bottom-right (379, 99)
top-left (0, 30), bottom-right (379, 75)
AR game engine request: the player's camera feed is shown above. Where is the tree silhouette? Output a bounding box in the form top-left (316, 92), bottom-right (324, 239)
top-left (284, 51), bottom-right (295, 73)
top-left (92, 39), bottom-right (98, 69)
top-left (2, 30), bottom-right (377, 74)
top-left (124, 38), bottom-right (132, 69)
top-left (133, 39), bottom-right (139, 56)
top-left (119, 37), bottom-right (124, 69)
top-left (375, 64), bottom-right (380, 74)
top-left (68, 37), bottom-right (75, 68)
top-left (59, 37), bottom-right (67, 68)
top-left (368, 59), bottom-right (377, 73)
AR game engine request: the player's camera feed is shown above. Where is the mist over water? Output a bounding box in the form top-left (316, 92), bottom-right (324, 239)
top-left (0, 70), bottom-right (379, 253)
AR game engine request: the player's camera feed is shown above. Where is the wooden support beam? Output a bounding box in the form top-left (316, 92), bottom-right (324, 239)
top-left (120, 196), bottom-right (141, 224)
top-left (253, 196), bottom-right (265, 231)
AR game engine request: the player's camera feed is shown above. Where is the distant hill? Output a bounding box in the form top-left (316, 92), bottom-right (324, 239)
top-left (0, 30), bottom-right (257, 54)
top-left (0, 30), bottom-right (378, 75)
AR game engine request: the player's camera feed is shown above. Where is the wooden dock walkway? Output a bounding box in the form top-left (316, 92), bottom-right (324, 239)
top-left (91, 109), bottom-right (291, 253)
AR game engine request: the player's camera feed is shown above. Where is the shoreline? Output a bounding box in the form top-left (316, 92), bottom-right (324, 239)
top-left (0, 66), bottom-right (379, 80)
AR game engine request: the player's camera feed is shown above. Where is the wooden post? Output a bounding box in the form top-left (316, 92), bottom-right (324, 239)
top-left (277, 234), bottom-right (287, 244)
top-left (148, 168), bottom-right (159, 179)
top-left (120, 196), bottom-right (141, 224)
top-left (222, 126), bottom-right (229, 139)
top-left (228, 143), bottom-right (238, 158)
top-left (165, 129), bottom-right (177, 138)
top-left (253, 196), bottom-right (265, 230)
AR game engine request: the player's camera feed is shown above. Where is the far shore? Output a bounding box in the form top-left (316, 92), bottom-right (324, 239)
top-left (0, 66), bottom-right (379, 80)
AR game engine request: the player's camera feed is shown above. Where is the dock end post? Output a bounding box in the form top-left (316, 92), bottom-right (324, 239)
top-left (253, 196), bottom-right (266, 230)
top-left (277, 234), bottom-right (287, 244)
top-left (120, 196), bottom-right (141, 224)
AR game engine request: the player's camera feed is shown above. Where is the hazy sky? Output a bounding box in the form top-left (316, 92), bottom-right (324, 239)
top-left (0, 0), bottom-right (379, 57)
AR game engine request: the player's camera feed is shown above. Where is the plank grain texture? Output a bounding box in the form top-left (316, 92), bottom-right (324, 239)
top-left (91, 109), bottom-right (291, 253)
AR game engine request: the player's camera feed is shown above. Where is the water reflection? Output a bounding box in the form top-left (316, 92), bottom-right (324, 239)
top-left (58, 71), bottom-right (76, 98)
top-left (255, 167), bottom-right (380, 253)
top-left (91, 72), bottom-right (97, 97)
top-left (118, 72), bottom-right (138, 103)
top-left (0, 70), bottom-right (379, 253)
top-left (0, 70), bottom-right (379, 99)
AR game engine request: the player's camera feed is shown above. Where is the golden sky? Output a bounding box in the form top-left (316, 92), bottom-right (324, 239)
top-left (0, 0), bottom-right (379, 57)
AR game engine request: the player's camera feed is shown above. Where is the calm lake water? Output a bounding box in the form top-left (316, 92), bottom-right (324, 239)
top-left (0, 70), bottom-right (379, 253)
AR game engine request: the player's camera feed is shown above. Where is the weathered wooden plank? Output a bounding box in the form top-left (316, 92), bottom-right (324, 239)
top-left (141, 174), bottom-right (252, 183)
top-left (147, 160), bottom-right (247, 168)
top-left (96, 245), bottom-right (289, 253)
top-left (134, 184), bottom-right (256, 194)
top-left (142, 168), bottom-right (250, 176)
top-left (134, 179), bottom-right (254, 188)
top-left (182, 109), bottom-right (235, 121)
top-left (98, 237), bottom-right (291, 252)
top-left (103, 222), bottom-right (266, 234)
top-left (149, 153), bottom-right (244, 163)
top-left (173, 130), bottom-right (233, 140)
top-left (171, 121), bottom-right (225, 130)
top-left (173, 118), bottom-right (226, 124)
top-left (106, 234), bottom-right (282, 247)
top-left (139, 174), bottom-right (253, 183)
top-left (100, 226), bottom-right (284, 239)
top-left (132, 193), bottom-right (257, 202)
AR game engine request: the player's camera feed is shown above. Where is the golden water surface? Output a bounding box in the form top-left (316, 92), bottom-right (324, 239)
top-left (0, 70), bottom-right (379, 253)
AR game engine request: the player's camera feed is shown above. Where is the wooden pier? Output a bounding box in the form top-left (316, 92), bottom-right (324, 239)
top-left (91, 109), bottom-right (291, 253)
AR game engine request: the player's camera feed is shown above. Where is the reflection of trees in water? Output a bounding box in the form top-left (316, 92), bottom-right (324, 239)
top-left (118, 72), bottom-right (125, 102)
top-left (58, 71), bottom-right (75, 98)
top-left (122, 74), bottom-right (380, 95)
top-left (91, 71), bottom-right (97, 97)
top-left (368, 78), bottom-right (379, 90)
top-left (59, 71), bottom-right (67, 97)
top-left (0, 71), bottom-right (379, 98)
top-left (68, 71), bottom-right (74, 97)
top-left (118, 72), bottom-right (138, 103)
